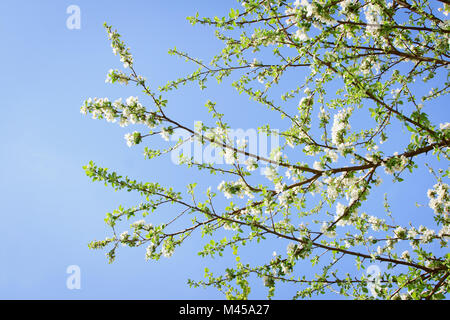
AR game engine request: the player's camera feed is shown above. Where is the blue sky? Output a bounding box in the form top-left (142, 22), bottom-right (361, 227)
top-left (0, 0), bottom-right (237, 300)
top-left (0, 1), bottom-right (448, 299)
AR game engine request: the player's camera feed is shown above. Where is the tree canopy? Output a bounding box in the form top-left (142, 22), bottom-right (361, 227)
top-left (81, 0), bottom-right (450, 299)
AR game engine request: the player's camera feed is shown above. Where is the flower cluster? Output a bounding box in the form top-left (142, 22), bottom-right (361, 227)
top-left (80, 97), bottom-right (117, 122)
top-left (326, 149), bottom-right (338, 163)
top-left (131, 219), bottom-right (153, 231)
top-left (294, 28), bottom-right (308, 42)
top-left (161, 239), bottom-right (175, 258)
top-left (105, 24), bottom-right (134, 68)
top-left (360, 56), bottom-right (380, 76)
top-left (318, 106), bottom-right (330, 122)
top-left (364, 1), bottom-right (382, 38)
top-left (203, 126), bottom-right (227, 143)
top-left (224, 148), bottom-right (236, 164)
top-left (334, 202), bottom-right (358, 227)
top-left (263, 166), bottom-right (278, 181)
top-left (366, 214), bottom-right (385, 231)
top-left (331, 107), bottom-right (353, 149)
top-left (145, 242), bottom-right (156, 260)
top-left (160, 127), bottom-right (172, 141)
top-left (339, 0), bottom-right (357, 14)
top-left (419, 227), bottom-right (435, 244)
top-left (218, 179), bottom-right (254, 199)
top-left (270, 149), bottom-right (283, 163)
top-left (323, 172), bottom-right (364, 202)
top-left (81, 95), bottom-right (160, 130)
top-left (427, 182), bottom-right (450, 216)
top-left (382, 154), bottom-right (408, 175)
top-left (124, 131), bottom-right (142, 147)
top-left (277, 190), bottom-right (292, 208)
top-left (320, 222), bottom-right (336, 238)
top-left (244, 158), bottom-right (258, 171)
top-left (105, 69), bottom-right (130, 85)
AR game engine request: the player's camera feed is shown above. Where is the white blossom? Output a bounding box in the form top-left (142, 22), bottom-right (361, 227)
top-left (145, 243), bottom-right (156, 260)
top-left (331, 107), bottom-right (353, 147)
top-left (287, 242), bottom-right (296, 255)
top-left (439, 122), bottom-right (450, 131)
top-left (124, 131), bottom-right (140, 147)
top-left (263, 167), bottom-right (278, 181)
top-left (161, 244), bottom-right (174, 258)
top-left (320, 222), bottom-right (336, 238)
top-left (119, 231), bottom-right (129, 241)
top-left (334, 202), bottom-right (349, 226)
top-left (245, 158), bottom-right (258, 171)
top-left (294, 28), bottom-right (308, 41)
top-left (313, 161), bottom-right (324, 171)
top-left (126, 96), bottom-right (139, 106)
top-left (160, 128), bottom-right (171, 141)
top-left (427, 182), bottom-right (449, 215)
top-left (401, 250), bottom-right (410, 261)
top-left (224, 148), bottom-right (235, 164)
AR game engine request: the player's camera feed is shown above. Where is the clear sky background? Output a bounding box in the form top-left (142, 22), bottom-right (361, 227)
top-left (0, 1), bottom-right (448, 299)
